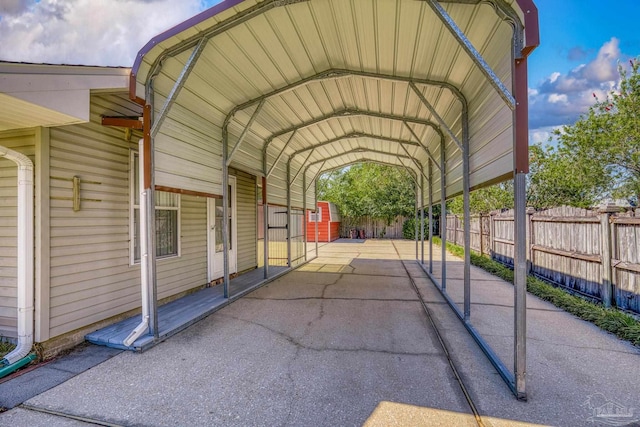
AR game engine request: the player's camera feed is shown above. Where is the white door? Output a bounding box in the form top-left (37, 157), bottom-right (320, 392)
top-left (208, 176), bottom-right (237, 282)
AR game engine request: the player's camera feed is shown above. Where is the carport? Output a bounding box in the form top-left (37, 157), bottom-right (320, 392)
top-left (126, 0), bottom-right (538, 399)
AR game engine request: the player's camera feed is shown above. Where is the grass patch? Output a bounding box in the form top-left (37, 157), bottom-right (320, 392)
top-left (432, 237), bottom-right (640, 347)
top-left (0, 339), bottom-right (16, 359)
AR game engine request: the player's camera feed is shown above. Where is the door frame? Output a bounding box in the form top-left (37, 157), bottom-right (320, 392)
top-left (207, 176), bottom-right (237, 282)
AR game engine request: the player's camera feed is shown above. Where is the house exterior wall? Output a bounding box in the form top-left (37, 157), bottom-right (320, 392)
top-left (230, 167), bottom-right (257, 274)
top-left (47, 93), bottom-right (208, 340)
top-left (0, 129), bottom-right (35, 338)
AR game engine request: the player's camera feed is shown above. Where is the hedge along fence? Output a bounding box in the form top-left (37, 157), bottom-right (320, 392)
top-left (445, 206), bottom-right (640, 315)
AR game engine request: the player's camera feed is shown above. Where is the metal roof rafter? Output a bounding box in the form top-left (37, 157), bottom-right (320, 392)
top-left (409, 81), bottom-right (462, 150)
top-left (402, 122), bottom-right (442, 171)
top-left (263, 109), bottom-right (444, 153)
top-left (139, 0), bottom-right (311, 88)
top-left (266, 129), bottom-right (297, 177)
top-left (397, 142), bottom-right (430, 184)
top-left (289, 148), bottom-right (315, 185)
top-left (288, 132), bottom-right (423, 162)
top-left (222, 69), bottom-right (467, 133)
top-left (151, 37), bottom-right (208, 138)
top-left (288, 138), bottom-right (423, 185)
top-left (309, 159), bottom-right (419, 190)
top-left (227, 98), bottom-right (265, 166)
top-left (424, 0), bottom-right (516, 109)
top-left (303, 148), bottom-right (428, 184)
top-left (305, 161), bottom-right (326, 192)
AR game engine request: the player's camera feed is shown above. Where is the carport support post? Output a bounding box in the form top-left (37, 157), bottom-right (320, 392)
top-left (463, 127), bottom-right (471, 322)
top-left (314, 180), bottom-right (319, 256)
top-left (143, 98), bottom-right (159, 338)
top-left (514, 172), bottom-right (527, 398)
top-left (222, 130), bottom-right (230, 298)
top-left (303, 172), bottom-right (307, 261)
top-left (415, 185), bottom-right (419, 259)
top-left (440, 140), bottom-right (447, 291)
top-left (287, 162), bottom-right (292, 267)
top-left (428, 159), bottom-right (433, 273)
top-left (513, 57), bottom-right (530, 400)
top-left (421, 173), bottom-right (425, 264)
top-left (263, 177), bottom-right (269, 279)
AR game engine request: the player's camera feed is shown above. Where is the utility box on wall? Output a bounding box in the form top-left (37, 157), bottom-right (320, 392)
top-left (307, 201), bottom-right (341, 242)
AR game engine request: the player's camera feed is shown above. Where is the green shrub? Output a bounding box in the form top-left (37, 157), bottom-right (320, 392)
top-left (402, 217), bottom-right (429, 240)
top-left (0, 339), bottom-right (15, 359)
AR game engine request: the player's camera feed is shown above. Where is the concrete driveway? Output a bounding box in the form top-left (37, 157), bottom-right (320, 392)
top-left (1, 239), bottom-right (638, 426)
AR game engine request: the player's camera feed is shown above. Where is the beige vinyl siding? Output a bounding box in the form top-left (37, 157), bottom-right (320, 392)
top-left (153, 89), bottom-right (223, 196)
top-left (0, 129), bottom-right (35, 338)
top-left (230, 168), bottom-right (257, 273)
top-left (156, 194), bottom-right (207, 300)
top-left (48, 94), bottom-right (138, 338)
top-left (48, 93), bottom-right (208, 339)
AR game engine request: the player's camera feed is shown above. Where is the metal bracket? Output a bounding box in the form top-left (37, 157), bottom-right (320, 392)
top-left (151, 37), bottom-right (209, 138)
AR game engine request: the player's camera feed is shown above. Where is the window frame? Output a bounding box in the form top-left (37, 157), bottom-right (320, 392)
top-left (309, 206), bottom-right (322, 222)
top-left (130, 151), bottom-right (181, 266)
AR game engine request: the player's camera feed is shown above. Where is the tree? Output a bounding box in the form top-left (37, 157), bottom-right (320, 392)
top-left (552, 58), bottom-right (640, 204)
top-left (526, 143), bottom-right (610, 209)
top-left (317, 163), bottom-right (416, 226)
top-left (447, 181), bottom-right (514, 215)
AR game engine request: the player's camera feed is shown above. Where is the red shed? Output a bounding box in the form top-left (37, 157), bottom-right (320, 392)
top-left (307, 201), bottom-right (341, 242)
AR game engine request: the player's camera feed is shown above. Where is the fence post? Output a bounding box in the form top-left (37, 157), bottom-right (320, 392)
top-left (479, 214), bottom-right (484, 256)
top-left (526, 208), bottom-right (535, 274)
top-left (599, 206), bottom-right (617, 308)
top-left (489, 211), bottom-right (496, 260)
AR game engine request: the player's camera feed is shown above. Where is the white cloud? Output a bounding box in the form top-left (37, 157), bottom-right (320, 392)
top-left (528, 38), bottom-right (631, 133)
top-left (0, 0), bottom-right (211, 66)
top-left (529, 126), bottom-right (561, 145)
top-left (581, 38), bottom-right (620, 82)
top-left (547, 93), bottom-right (568, 104)
top-left (0, 0), bottom-right (35, 15)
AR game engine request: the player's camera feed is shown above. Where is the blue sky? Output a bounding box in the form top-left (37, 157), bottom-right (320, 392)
top-left (527, 0), bottom-right (640, 143)
top-left (0, 0), bottom-right (638, 144)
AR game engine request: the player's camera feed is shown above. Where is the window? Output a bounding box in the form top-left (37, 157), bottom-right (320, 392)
top-left (309, 207), bottom-right (322, 222)
top-left (131, 152), bottom-right (180, 264)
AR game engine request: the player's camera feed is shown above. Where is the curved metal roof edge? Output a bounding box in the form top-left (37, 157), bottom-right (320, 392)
top-left (129, 0), bottom-right (539, 102)
top-left (515, 0), bottom-right (539, 56)
top-left (131, 0), bottom-right (243, 76)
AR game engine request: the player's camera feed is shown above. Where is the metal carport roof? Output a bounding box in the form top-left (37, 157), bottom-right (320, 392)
top-left (127, 0), bottom-right (538, 399)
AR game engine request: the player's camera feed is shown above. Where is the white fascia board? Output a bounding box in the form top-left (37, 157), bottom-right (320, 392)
top-left (0, 64), bottom-right (130, 129)
top-left (9, 89), bottom-right (91, 123)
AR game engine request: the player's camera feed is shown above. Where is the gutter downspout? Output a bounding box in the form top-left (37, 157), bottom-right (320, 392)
top-left (0, 146), bottom-right (35, 366)
top-left (123, 137), bottom-right (150, 347)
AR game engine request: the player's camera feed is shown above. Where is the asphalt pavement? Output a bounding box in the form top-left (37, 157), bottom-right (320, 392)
top-left (0, 240), bottom-right (638, 426)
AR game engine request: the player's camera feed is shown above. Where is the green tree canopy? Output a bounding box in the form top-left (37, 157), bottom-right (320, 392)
top-left (550, 58), bottom-right (640, 205)
top-left (447, 181), bottom-right (514, 215)
top-left (526, 142), bottom-right (610, 209)
top-left (317, 163), bottom-right (415, 225)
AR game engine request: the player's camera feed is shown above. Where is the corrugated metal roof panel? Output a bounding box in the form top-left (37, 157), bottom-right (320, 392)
top-left (132, 0), bottom-right (535, 203)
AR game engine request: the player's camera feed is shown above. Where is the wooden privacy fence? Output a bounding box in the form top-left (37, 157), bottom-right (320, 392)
top-left (446, 206), bottom-right (640, 314)
top-left (339, 216), bottom-right (407, 239)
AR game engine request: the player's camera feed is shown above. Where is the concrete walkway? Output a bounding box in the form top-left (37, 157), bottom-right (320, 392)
top-left (1, 240), bottom-right (638, 426)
